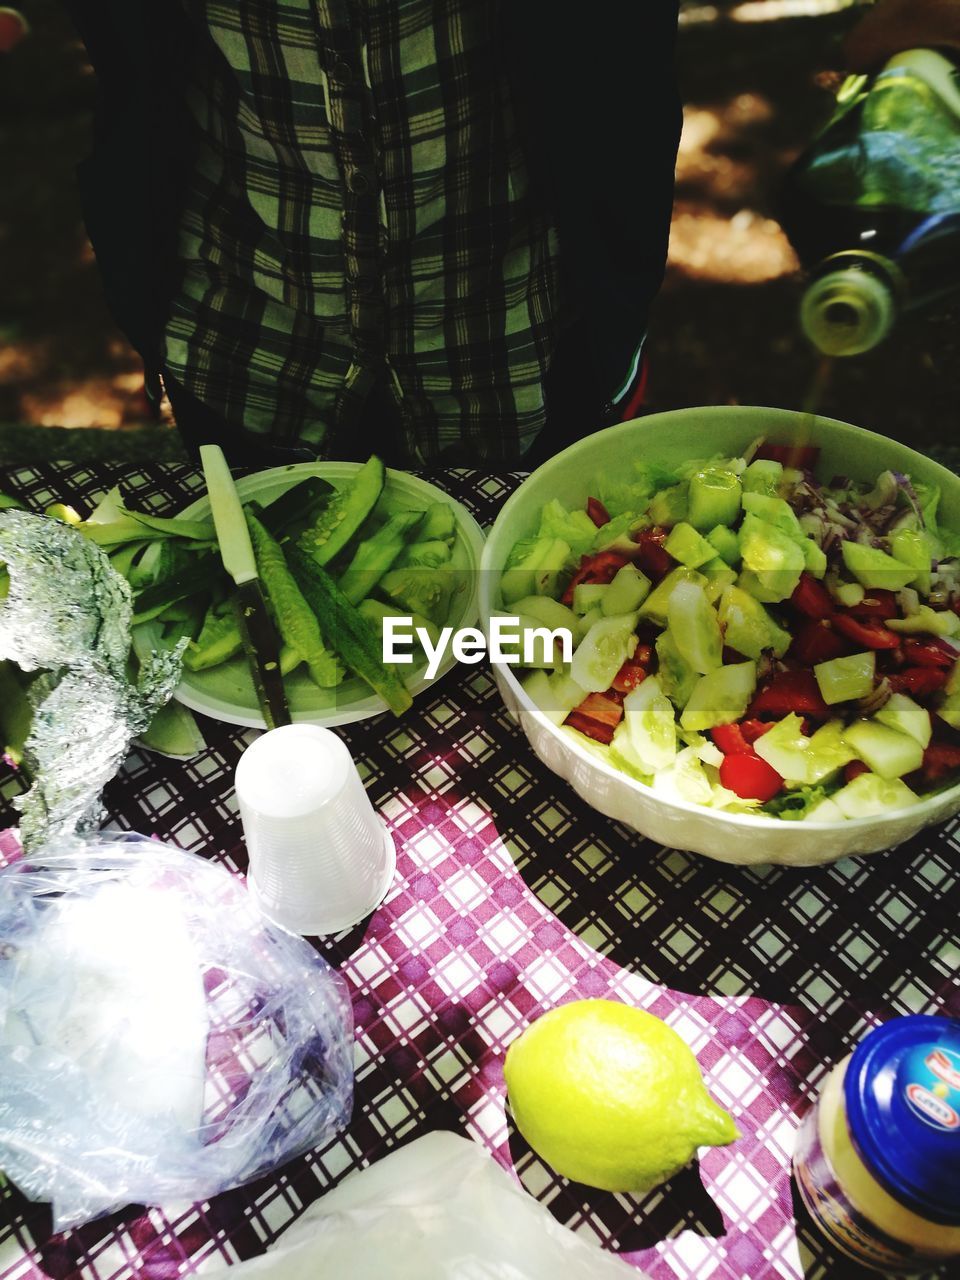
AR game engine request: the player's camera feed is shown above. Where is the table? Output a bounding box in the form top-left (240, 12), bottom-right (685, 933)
top-left (1, 460), bottom-right (957, 1280)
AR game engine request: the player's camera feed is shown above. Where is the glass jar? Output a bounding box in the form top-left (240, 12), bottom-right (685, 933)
top-left (793, 1015), bottom-right (960, 1272)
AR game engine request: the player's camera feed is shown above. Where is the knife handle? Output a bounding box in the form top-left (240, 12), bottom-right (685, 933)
top-left (200, 444), bottom-right (257, 586)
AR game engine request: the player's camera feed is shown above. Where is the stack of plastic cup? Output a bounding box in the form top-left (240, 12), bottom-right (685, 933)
top-left (235, 723), bottom-right (396, 935)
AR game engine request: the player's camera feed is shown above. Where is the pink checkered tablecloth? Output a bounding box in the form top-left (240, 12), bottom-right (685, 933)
top-left (0, 461), bottom-right (958, 1280)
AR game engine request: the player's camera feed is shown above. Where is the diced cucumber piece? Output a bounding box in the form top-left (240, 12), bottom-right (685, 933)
top-left (337, 509), bottom-right (425, 604)
top-left (830, 578), bottom-right (865, 608)
top-left (570, 613), bottom-right (639, 692)
top-left (738, 514), bottom-right (805, 601)
top-left (523, 669), bottom-right (588, 726)
top-left (887, 606), bottom-right (960, 638)
top-left (814, 650), bottom-right (875, 705)
top-left (937, 689), bottom-right (960, 730)
top-left (533, 538), bottom-right (573, 598)
top-left (138, 701), bottom-right (205, 758)
top-left (741, 458), bottom-right (783, 497)
top-left (841, 541), bottom-right (916, 591)
top-left (496, 611), bottom-right (570, 670)
top-left (512, 595), bottom-right (580, 637)
top-left (718, 585), bottom-right (791, 660)
top-left (579, 605), bottom-right (603, 635)
top-left (735, 568), bottom-right (785, 605)
top-left (701, 558), bottom-right (738, 604)
top-left (647, 482), bottom-right (689, 527)
top-left (573, 582), bottom-right (609, 615)
top-left (184, 606), bottom-right (243, 671)
top-left (706, 524), bottom-right (740, 567)
top-left (299, 454), bottom-right (385, 566)
top-left (638, 566), bottom-right (707, 626)
top-left (664, 522), bottom-right (716, 569)
top-left (875, 693), bottom-right (932, 748)
top-left (802, 795), bottom-right (846, 823)
top-left (358, 598), bottom-right (441, 650)
top-left (655, 629), bottom-right (699, 709)
top-left (889, 528), bottom-right (936, 594)
top-left (753, 715), bottom-right (854, 785)
top-left (844, 720), bottom-right (924, 779)
top-left (501, 537), bottom-right (555, 605)
top-left (802, 539), bottom-right (828, 579)
top-left (611, 676), bottom-right (677, 773)
top-left (688, 467), bottom-right (742, 532)
top-left (667, 581), bottom-right (723, 673)
top-left (418, 503), bottom-right (457, 544)
top-left (602, 564), bottom-right (651, 615)
top-left (680, 660), bottom-right (757, 731)
top-left (741, 493), bottom-right (803, 539)
top-left (550, 671), bottom-right (591, 720)
top-left (832, 772), bottom-right (919, 819)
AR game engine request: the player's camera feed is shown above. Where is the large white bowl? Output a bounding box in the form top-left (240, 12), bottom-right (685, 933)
top-left (479, 407), bottom-right (960, 865)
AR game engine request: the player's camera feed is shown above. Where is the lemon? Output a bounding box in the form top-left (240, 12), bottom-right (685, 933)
top-left (503, 998), bottom-right (738, 1193)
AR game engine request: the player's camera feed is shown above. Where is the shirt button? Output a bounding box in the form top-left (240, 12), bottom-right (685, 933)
top-left (331, 59), bottom-right (353, 84)
top-left (348, 171), bottom-right (371, 195)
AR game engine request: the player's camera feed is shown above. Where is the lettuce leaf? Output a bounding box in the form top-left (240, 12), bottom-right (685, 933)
top-left (761, 780), bottom-right (839, 820)
top-left (537, 500), bottom-right (597, 559)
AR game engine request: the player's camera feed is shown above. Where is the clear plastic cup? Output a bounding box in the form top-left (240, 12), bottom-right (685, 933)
top-left (235, 724), bottom-right (396, 935)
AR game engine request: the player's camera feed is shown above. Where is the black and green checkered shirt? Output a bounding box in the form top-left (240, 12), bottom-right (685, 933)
top-left (163, 0), bottom-right (566, 463)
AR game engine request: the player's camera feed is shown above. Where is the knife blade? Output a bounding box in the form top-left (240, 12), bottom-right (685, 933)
top-left (200, 445), bottom-right (291, 729)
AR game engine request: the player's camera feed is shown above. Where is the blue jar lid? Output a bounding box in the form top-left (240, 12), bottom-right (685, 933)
top-left (844, 1015), bottom-right (960, 1226)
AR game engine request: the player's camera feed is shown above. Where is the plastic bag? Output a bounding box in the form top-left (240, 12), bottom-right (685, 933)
top-left (0, 833), bottom-right (354, 1229)
top-left (210, 1131), bottom-right (641, 1279)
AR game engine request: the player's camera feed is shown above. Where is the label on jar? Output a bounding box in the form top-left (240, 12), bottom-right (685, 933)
top-left (903, 1045), bottom-right (960, 1132)
top-left (793, 1104), bottom-right (937, 1271)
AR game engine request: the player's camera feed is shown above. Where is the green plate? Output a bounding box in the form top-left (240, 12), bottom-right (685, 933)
top-left (133, 463), bottom-right (485, 729)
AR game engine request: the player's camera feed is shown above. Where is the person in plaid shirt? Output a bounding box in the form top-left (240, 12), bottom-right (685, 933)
top-left (66, 1), bottom-right (682, 466)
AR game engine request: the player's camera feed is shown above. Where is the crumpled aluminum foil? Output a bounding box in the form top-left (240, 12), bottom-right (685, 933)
top-left (0, 509), bottom-right (184, 850)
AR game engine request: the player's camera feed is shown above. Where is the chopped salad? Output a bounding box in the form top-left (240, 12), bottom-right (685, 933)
top-left (501, 439), bottom-right (960, 821)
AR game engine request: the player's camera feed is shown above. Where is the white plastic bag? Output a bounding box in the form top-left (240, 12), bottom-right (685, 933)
top-left (0, 833), bottom-right (354, 1229)
top-left (212, 1131), bottom-right (641, 1279)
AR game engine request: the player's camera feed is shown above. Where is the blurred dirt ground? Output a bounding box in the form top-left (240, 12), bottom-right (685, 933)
top-left (0, 1), bottom-right (957, 464)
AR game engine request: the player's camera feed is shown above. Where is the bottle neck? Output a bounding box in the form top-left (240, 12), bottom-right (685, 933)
top-left (800, 254), bottom-right (899, 357)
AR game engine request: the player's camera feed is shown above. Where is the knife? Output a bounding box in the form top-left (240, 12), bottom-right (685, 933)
top-left (200, 445), bottom-right (291, 729)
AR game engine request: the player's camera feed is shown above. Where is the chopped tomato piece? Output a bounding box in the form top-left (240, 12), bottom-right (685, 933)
top-left (754, 442), bottom-right (820, 470)
top-left (612, 660), bottom-right (648, 694)
top-left (719, 752), bottom-right (784, 802)
top-left (748, 669), bottom-right (830, 720)
top-left (844, 760), bottom-right (870, 783)
top-left (561, 550), bottom-right (631, 605)
top-left (790, 573), bottom-right (834, 621)
top-left (632, 527), bottom-right (674, 582)
top-left (921, 742), bottom-right (960, 783)
top-left (845, 590), bottom-right (898, 620)
top-left (789, 618), bottom-right (849, 665)
top-left (586, 497), bottom-right (610, 528)
top-left (564, 711), bottom-right (616, 744)
top-left (572, 692), bottom-right (625, 728)
top-left (903, 637), bottom-right (958, 669)
top-left (833, 614), bottom-right (900, 650)
top-left (888, 666), bottom-right (950, 698)
top-left (739, 719), bottom-right (774, 743)
top-left (711, 723), bottom-right (752, 755)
